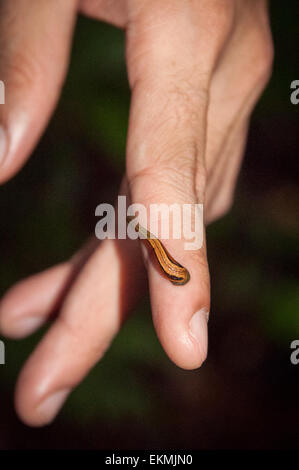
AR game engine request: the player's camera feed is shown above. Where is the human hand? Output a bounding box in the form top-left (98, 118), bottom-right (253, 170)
top-left (0, 0), bottom-right (273, 426)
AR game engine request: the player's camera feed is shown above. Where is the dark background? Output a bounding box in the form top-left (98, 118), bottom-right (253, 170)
top-left (0, 2), bottom-right (298, 449)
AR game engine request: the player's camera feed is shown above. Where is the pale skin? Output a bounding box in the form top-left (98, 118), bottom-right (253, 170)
top-left (0, 0), bottom-right (273, 427)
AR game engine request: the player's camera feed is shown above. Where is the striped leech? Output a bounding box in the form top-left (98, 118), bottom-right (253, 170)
top-left (127, 216), bottom-right (190, 286)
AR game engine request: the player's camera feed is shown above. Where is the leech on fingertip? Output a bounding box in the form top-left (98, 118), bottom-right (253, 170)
top-left (127, 216), bottom-right (190, 286)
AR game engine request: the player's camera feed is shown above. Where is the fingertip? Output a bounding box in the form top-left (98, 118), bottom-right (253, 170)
top-left (0, 286), bottom-right (27, 338)
top-left (153, 306), bottom-right (209, 370)
top-left (0, 264), bottom-right (72, 338)
top-left (15, 384), bottom-right (69, 428)
top-left (14, 350), bottom-right (70, 427)
top-left (0, 314), bottom-right (45, 339)
top-left (14, 361), bottom-right (40, 427)
top-left (169, 334), bottom-right (208, 371)
top-left (0, 281), bottom-right (45, 338)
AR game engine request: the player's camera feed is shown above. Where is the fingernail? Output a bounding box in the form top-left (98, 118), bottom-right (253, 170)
top-left (189, 308), bottom-right (209, 357)
top-left (14, 316), bottom-right (45, 336)
top-left (0, 125), bottom-right (7, 166)
top-left (36, 389), bottom-right (70, 423)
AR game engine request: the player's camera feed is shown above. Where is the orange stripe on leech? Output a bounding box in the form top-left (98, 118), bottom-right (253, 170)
top-left (135, 222), bottom-right (189, 284)
top-left (147, 238), bottom-right (185, 277)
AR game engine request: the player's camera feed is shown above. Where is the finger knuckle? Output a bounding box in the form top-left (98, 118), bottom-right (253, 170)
top-left (129, 160), bottom-right (197, 205)
top-left (167, 75), bottom-right (209, 123)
